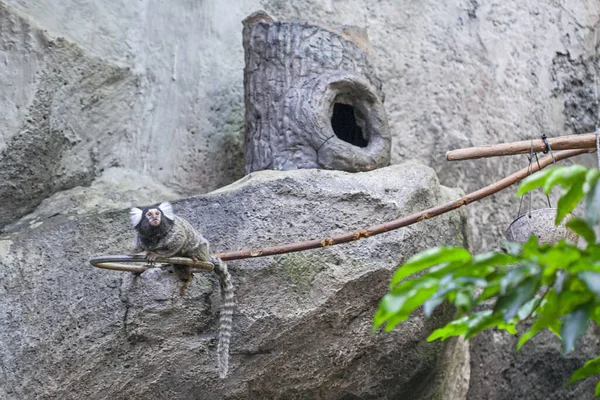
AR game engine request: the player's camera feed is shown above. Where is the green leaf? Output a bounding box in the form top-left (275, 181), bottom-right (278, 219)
top-left (455, 291), bottom-right (472, 311)
top-left (471, 252), bottom-right (517, 267)
top-left (499, 322), bottom-right (518, 335)
top-left (503, 240), bottom-right (523, 256)
top-left (384, 311), bottom-right (410, 332)
top-left (586, 180), bottom-right (600, 227)
top-left (583, 168), bottom-right (600, 194)
top-left (517, 289), bottom-right (561, 350)
top-left (516, 166), bottom-right (559, 197)
top-left (373, 307), bottom-right (387, 330)
top-left (596, 380), bottom-right (600, 397)
top-left (548, 319), bottom-right (562, 338)
top-left (591, 306), bottom-right (600, 326)
top-left (380, 292), bottom-right (406, 314)
top-left (566, 217), bottom-right (596, 245)
top-left (390, 274), bottom-right (436, 295)
top-left (499, 264), bottom-right (539, 295)
top-left (391, 247), bottom-right (471, 287)
top-left (495, 275), bottom-right (540, 321)
top-left (428, 315), bottom-right (472, 341)
top-left (377, 278), bottom-right (439, 331)
top-left (586, 246), bottom-right (600, 261)
top-left (427, 261), bottom-right (468, 279)
top-left (558, 289), bottom-right (593, 316)
top-left (561, 303), bottom-right (591, 355)
top-left (539, 245), bottom-right (580, 273)
top-left (477, 280), bottom-right (501, 303)
top-left (428, 310), bottom-right (503, 342)
top-left (568, 259), bottom-right (600, 274)
top-left (423, 295), bottom-right (445, 318)
top-left (392, 284), bottom-right (439, 319)
top-left (556, 179), bottom-right (585, 224)
top-left (522, 235), bottom-right (542, 258)
top-left (555, 271), bottom-right (567, 293)
top-left (543, 165), bottom-right (588, 195)
top-left (517, 297), bottom-right (539, 320)
top-left (578, 272), bottom-right (600, 297)
top-left (465, 311), bottom-right (503, 339)
top-left (568, 356), bottom-right (600, 385)
top-left (517, 329), bottom-right (538, 351)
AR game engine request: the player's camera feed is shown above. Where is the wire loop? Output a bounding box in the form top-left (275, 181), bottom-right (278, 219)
top-left (90, 255), bottom-right (214, 274)
top-left (516, 138), bottom-right (553, 218)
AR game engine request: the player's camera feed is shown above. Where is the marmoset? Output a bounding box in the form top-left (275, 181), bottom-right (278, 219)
top-left (130, 202), bottom-right (234, 378)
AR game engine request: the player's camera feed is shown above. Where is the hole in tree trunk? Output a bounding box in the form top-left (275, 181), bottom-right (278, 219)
top-left (331, 103), bottom-right (368, 148)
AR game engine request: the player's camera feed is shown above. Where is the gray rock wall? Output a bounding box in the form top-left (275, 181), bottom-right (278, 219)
top-left (2, 0), bottom-right (598, 250)
top-left (2, 0), bottom-right (600, 398)
top-left (260, 0), bottom-right (600, 250)
top-left (1, 0), bottom-right (251, 228)
top-left (467, 328), bottom-right (599, 400)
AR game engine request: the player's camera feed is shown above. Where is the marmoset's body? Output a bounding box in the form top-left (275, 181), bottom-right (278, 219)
top-left (130, 202), bottom-right (234, 378)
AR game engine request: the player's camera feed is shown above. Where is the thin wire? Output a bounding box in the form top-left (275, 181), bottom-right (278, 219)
top-left (517, 166), bottom-right (525, 217)
top-left (596, 129), bottom-right (600, 170)
top-left (527, 141), bottom-right (533, 217)
top-left (517, 140), bottom-right (535, 218)
top-left (544, 135), bottom-right (557, 211)
top-left (595, 27), bottom-right (600, 170)
top-left (594, 27), bottom-right (599, 130)
top-left (534, 152), bottom-right (553, 208)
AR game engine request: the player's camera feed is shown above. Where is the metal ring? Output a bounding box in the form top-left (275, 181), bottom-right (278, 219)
top-left (90, 255), bottom-right (214, 273)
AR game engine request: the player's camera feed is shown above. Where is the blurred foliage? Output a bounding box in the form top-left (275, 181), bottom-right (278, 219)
top-left (374, 165), bottom-right (600, 396)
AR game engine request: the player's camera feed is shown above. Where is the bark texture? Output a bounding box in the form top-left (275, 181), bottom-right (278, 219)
top-left (243, 11), bottom-right (391, 173)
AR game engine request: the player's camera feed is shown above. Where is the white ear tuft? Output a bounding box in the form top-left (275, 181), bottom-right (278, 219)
top-left (130, 207), bottom-right (143, 228)
top-left (159, 202), bottom-right (175, 220)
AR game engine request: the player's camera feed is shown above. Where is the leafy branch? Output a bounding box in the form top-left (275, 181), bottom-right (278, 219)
top-left (374, 164), bottom-right (600, 396)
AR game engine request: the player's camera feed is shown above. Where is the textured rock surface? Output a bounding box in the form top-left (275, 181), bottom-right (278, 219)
top-left (0, 1), bottom-right (247, 229)
top-left (0, 163), bottom-right (468, 399)
top-left (243, 12), bottom-right (390, 173)
top-left (2, 168), bottom-right (180, 234)
top-left (468, 328), bottom-right (600, 400)
top-left (0, 4), bottom-right (141, 228)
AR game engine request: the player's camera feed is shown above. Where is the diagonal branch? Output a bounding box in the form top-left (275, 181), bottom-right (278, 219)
top-left (215, 149), bottom-right (592, 261)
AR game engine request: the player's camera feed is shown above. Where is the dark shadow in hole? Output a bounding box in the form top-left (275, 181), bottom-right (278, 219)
top-left (331, 103), bottom-right (368, 148)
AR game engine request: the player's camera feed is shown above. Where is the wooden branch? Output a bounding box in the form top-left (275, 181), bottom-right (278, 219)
top-left (215, 149), bottom-right (592, 261)
top-left (446, 133), bottom-right (598, 161)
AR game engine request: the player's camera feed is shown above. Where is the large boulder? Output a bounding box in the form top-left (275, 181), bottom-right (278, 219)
top-left (0, 162), bottom-right (468, 399)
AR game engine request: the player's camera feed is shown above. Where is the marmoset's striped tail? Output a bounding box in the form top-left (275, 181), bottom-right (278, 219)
top-left (211, 256), bottom-right (234, 378)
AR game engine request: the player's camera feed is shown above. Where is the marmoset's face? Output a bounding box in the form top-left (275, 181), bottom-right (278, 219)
top-left (145, 208), bottom-right (162, 227)
top-left (130, 202), bottom-right (174, 231)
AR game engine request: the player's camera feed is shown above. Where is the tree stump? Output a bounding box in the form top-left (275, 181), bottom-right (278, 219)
top-left (242, 11), bottom-right (391, 174)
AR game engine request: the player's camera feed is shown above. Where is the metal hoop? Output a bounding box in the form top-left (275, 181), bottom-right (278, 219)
top-left (90, 255), bottom-right (214, 274)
